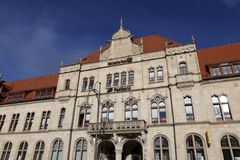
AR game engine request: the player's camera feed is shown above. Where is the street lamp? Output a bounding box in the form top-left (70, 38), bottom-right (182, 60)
top-left (86, 81), bottom-right (101, 160)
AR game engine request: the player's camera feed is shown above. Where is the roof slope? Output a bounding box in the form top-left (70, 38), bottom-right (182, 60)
top-left (3, 74), bottom-right (59, 93)
top-left (80, 34), bottom-right (179, 64)
top-left (198, 42), bottom-right (240, 78)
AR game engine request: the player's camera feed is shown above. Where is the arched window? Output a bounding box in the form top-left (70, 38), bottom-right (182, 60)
top-left (125, 98), bottom-right (138, 121)
top-left (16, 141), bottom-right (28, 160)
top-left (184, 96), bottom-right (194, 120)
top-left (179, 62), bottom-right (187, 74)
top-left (149, 67), bottom-right (155, 81)
top-left (221, 135), bottom-right (240, 160)
top-left (157, 66), bottom-right (163, 80)
top-left (78, 104), bottom-right (91, 127)
top-left (154, 136), bottom-right (169, 160)
top-left (101, 101), bottom-right (114, 122)
top-left (65, 79), bottom-right (70, 90)
top-left (58, 108), bottom-right (66, 128)
top-left (212, 95), bottom-right (231, 120)
top-left (0, 142), bottom-right (12, 160)
top-left (151, 96), bottom-right (166, 123)
top-left (51, 139), bottom-right (63, 160)
top-left (186, 134), bottom-right (206, 160)
top-left (33, 141), bottom-right (45, 160)
top-left (75, 139), bottom-right (87, 160)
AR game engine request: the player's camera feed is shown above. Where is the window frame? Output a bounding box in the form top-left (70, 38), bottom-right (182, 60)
top-left (101, 101), bottom-right (114, 122)
top-left (186, 134), bottom-right (206, 160)
top-left (0, 114), bottom-right (6, 132)
top-left (211, 95), bottom-right (232, 120)
top-left (154, 135), bottom-right (170, 160)
top-left (39, 111), bottom-right (51, 130)
top-left (0, 142), bottom-right (12, 160)
top-left (23, 112), bottom-right (35, 131)
top-left (51, 139), bottom-right (63, 160)
top-left (149, 67), bottom-right (155, 81)
top-left (65, 79), bottom-right (70, 90)
top-left (82, 77), bottom-right (88, 91)
top-left (113, 73), bottom-right (119, 86)
top-left (88, 77), bottom-right (94, 90)
top-left (184, 96), bottom-right (194, 121)
top-left (58, 108), bottom-right (66, 128)
top-left (75, 139), bottom-right (87, 160)
top-left (78, 104), bottom-right (91, 128)
top-left (16, 141), bottom-right (28, 160)
top-left (157, 66), bottom-right (163, 80)
top-left (124, 98), bottom-right (138, 121)
top-left (221, 134), bottom-right (240, 160)
top-left (128, 70), bottom-right (134, 85)
top-left (179, 62), bottom-right (188, 75)
top-left (121, 72), bottom-right (127, 86)
top-left (8, 113), bottom-right (20, 132)
top-left (106, 74), bottom-right (112, 88)
top-left (33, 141), bottom-right (45, 160)
top-left (151, 96), bottom-right (167, 123)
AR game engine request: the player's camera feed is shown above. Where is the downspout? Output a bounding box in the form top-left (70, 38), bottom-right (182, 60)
top-left (165, 46), bottom-right (178, 160)
top-left (67, 63), bottom-right (82, 160)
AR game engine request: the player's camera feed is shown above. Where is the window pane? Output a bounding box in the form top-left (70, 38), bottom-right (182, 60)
top-left (149, 70), bottom-right (155, 81)
top-left (233, 149), bottom-right (240, 159)
top-left (222, 149), bottom-right (232, 160)
top-left (221, 136), bottom-right (229, 147)
top-left (186, 105), bottom-right (194, 119)
top-left (162, 149), bottom-right (169, 160)
top-left (187, 136), bottom-right (194, 147)
top-left (82, 151), bottom-right (87, 160)
top-left (222, 66), bottom-right (233, 75)
top-left (154, 150), bottom-right (160, 160)
top-left (220, 95), bottom-right (228, 103)
top-left (234, 64), bottom-right (240, 73)
top-left (195, 136), bottom-right (203, 147)
top-left (187, 149), bottom-right (195, 160)
top-left (196, 149), bottom-right (205, 160)
top-left (109, 112), bottom-right (114, 121)
top-left (52, 151), bottom-right (57, 160)
top-left (160, 108), bottom-right (166, 122)
top-left (132, 110), bottom-right (138, 120)
top-left (157, 70), bottom-right (163, 80)
top-left (125, 111), bottom-right (131, 120)
top-left (152, 109), bottom-right (158, 123)
top-left (230, 136), bottom-right (240, 147)
top-left (154, 137), bottom-right (160, 148)
top-left (211, 67), bottom-right (221, 77)
top-left (58, 151), bottom-right (62, 160)
top-left (222, 104), bottom-right (231, 118)
top-left (214, 105), bottom-right (222, 119)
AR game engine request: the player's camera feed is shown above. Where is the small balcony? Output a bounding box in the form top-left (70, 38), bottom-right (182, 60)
top-left (88, 120), bottom-right (147, 135)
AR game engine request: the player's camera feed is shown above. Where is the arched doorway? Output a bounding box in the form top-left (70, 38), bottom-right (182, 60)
top-left (122, 140), bottom-right (142, 160)
top-left (98, 140), bottom-right (115, 160)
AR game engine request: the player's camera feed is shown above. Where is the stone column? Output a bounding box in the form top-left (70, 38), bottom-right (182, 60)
top-left (115, 149), bottom-right (122, 160)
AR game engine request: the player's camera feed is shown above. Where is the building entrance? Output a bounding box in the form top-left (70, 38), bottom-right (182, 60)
top-left (122, 140), bottom-right (142, 160)
top-left (98, 141), bottom-right (115, 160)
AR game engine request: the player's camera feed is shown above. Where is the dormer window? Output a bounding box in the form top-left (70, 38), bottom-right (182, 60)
top-left (210, 62), bottom-right (240, 77)
top-left (233, 64), bottom-right (240, 73)
top-left (179, 62), bottom-right (187, 75)
top-left (211, 67), bottom-right (221, 77)
top-left (35, 89), bottom-right (54, 99)
top-left (8, 93), bottom-right (24, 103)
top-left (65, 79), bottom-right (70, 90)
top-left (222, 65), bottom-right (233, 75)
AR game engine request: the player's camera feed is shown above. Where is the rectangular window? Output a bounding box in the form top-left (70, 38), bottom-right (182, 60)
top-left (23, 112), bottom-right (35, 131)
top-left (113, 73), bottom-right (119, 86)
top-left (88, 77), bottom-right (94, 89)
top-left (0, 115), bottom-right (6, 132)
top-left (157, 66), bottom-right (163, 80)
top-left (82, 78), bottom-right (88, 90)
top-left (149, 68), bottom-right (155, 81)
top-left (121, 72), bottom-right (127, 85)
top-left (58, 108), bottom-right (66, 128)
top-left (151, 109), bottom-right (158, 123)
top-left (9, 114), bottom-right (20, 132)
top-left (233, 64), bottom-right (240, 73)
top-left (159, 108), bottom-right (166, 122)
top-left (222, 65), bottom-right (233, 75)
top-left (211, 67), bottom-right (221, 77)
top-left (106, 74), bottom-right (112, 88)
top-left (35, 89), bottom-right (53, 99)
top-left (128, 71), bottom-right (134, 85)
top-left (184, 97), bottom-right (194, 120)
top-left (39, 111), bottom-right (51, 130)
top-left (7, 93), bottom-right (24, 103)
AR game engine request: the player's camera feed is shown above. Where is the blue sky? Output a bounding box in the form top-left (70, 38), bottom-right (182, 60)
top-left (0, 0), bottom-right (240, 81)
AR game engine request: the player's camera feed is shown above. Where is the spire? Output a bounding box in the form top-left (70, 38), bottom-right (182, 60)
top-left (120, 17), bottom-right (123, 30)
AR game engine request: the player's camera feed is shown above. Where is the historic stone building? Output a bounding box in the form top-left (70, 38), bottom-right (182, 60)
top-left (0, 22), bottom-right (240, 160)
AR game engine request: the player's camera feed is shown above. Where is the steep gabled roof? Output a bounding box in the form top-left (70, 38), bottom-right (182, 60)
top-left (197, 42), bottom-right (240, 78)
top-left (80, 34), bottom-right (179, 64)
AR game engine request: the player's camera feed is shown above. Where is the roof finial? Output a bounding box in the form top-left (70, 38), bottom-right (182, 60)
top-left (60, 61), bottom-right (64, 66)
top-left (120, 17), bottom-right (123, 30)
top-left (191, 35), bottom-right (195, 43)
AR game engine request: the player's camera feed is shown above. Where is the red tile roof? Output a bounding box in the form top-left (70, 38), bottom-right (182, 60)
top-left (197, 43), bottom-right (240, 78)
top-left (0, 74), bottom-right (58, 104)
top-left (4, 74), bottom-right (58, 93)
top-left (80, 34), bottom-right (179, 64)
